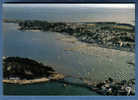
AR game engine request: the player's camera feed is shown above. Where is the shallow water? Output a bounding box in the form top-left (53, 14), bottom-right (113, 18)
top-left (3, 82), bottom-right (100, 96)
top-left (3, 23), bottom-right (135, 82)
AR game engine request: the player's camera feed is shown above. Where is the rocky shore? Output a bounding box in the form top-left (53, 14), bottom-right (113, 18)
top-left (3, 57), bottom-right (135, 96)
top-left (88, 78), bottom-right (135, 96)
top-left (3, 57), bottom-right (64, 84)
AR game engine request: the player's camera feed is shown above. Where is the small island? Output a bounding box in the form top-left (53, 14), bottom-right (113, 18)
top-left (3, 56), bottom-right (64, 84)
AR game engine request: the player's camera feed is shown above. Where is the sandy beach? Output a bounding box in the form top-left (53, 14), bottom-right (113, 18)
top-left (3, 73), bottom-right (64, 85)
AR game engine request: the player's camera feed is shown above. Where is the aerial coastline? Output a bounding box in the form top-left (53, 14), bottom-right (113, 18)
top-left (2, 20), bottom-right (135, 95)
top-left (2, 19), bottom-right (135, 96)
top-left (3, 19), bottom-right (135, 52)
top-left (3, 4), bottom-right (135, 96)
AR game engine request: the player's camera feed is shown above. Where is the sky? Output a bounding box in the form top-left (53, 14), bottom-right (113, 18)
top-left (3, 4), bottom-right (135, 9)
top-left (3, 3), bottom-right (135, 9)
top-left (4, 0), bottom-right (136, 3)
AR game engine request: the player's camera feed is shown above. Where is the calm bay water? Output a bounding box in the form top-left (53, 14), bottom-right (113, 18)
top-left (4, 81), bottom-right (100, 96)
top-left (3, 5), bottom-right (135, 95)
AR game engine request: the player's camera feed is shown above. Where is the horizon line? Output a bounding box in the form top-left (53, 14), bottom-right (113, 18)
top-left (3, 4), bottom-right (135, 9)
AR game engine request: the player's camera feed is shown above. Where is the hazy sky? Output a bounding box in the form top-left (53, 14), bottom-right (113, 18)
top-left (3, 4), bottom-right (135, 9)
top-left (4, 0), bottom-right (136, 3)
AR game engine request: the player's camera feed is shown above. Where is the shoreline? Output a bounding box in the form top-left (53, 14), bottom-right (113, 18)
top-left (3, 73), bottom-right (64, 85)
top-left (3, 20), bottom-right (135, 52)
top-left (3, 76), bottom-right (135, 96)
top-left (56, 33), bottom-right (135, 61)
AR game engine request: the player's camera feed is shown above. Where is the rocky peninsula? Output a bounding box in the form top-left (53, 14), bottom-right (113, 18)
top-left (4, 19), bottom-right (135, 52)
